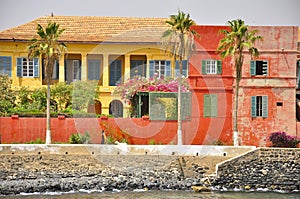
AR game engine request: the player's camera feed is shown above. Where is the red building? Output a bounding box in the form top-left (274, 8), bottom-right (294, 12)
top-left (189, 25), bottom-right (299, 146)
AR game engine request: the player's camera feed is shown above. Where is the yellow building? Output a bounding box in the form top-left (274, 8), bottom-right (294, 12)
top-left (0, 16), bottom-right (188, 117)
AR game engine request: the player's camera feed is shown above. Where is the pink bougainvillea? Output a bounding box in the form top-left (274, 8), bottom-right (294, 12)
top-left (113, 75), bottom-right (189, 101)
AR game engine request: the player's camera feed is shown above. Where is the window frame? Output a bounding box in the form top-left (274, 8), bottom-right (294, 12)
top-left (250, 60), bottom-right (268, 76)
top-left (251, 95), bottom-right (268, 118)
top-left (17, 57), bottom-right (39, 78)
top-left (149, 60), bottom-right (171, 78)
top-left (202, 60), bottom-right (222, 75)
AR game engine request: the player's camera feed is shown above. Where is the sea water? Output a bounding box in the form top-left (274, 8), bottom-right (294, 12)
top-left (1, 190), bottom-right (299, 199)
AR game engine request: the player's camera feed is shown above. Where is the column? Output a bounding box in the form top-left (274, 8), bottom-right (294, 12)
top-left (81, 53), bottom-right (87, 80)
top-left (59, 55), bottom-right (65, 82)
top-left (102, 53), bottom-right (109, 86)
top-left (124, 54), bottom-right (131, 81)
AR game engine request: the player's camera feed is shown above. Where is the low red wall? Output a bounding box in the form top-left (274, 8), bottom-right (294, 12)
top-left (0, 116), bottom-right (233, 145)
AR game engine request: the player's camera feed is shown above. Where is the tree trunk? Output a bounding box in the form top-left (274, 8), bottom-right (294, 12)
top-left (45, 79), bottom-right (51, 144)
top-left (177, 58), bottom-right (183, 145)
top-left (233, 57), bottom-right (243, 146)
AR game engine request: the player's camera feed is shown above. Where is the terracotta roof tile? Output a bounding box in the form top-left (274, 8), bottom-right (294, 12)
top-left (0, 16), bottom-right (171, 43)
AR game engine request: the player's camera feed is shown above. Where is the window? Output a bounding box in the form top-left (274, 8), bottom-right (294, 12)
top-left (202, 60), bottom-right (222, 75)
top-left (88, 59), bottom-right (101, 80)
top-left (42, 59), bottom-right (59, 80)
top-left (0, 56), bottom-right (12, 77)
top-left (109, 100), bottom-right (123, 118)
top-left (17, 57), bottom-right (39, 77)
top-left (149, 60), bottom-right (171, 78)
top-left (109, 60), bottom-right (122, 86)
top-left (251, 96), bottom-right (268, 118)
top-left (175, 60), bottom-right (188, 77)
top-left (65, 59), bottom-right (81, 83)
top-left (204, 94), bottom-right (218, 117)
top-left (130, 60), bottom-right (146, 78)
top-left (250, 60), bottom-right (268, 76)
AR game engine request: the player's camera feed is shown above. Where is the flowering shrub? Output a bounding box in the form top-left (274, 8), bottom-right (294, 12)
top-left (113, 75), bottom-right (189, 102)
top-left (269, 132), bottom-right (300, 148)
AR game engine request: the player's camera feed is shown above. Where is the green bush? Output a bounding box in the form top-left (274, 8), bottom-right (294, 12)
top-left (0, 74), bottom-right (16, 116)
top-left (69, 132), bottom-right (91, 144)
top-left (26, 138), bottom-right (45, 144)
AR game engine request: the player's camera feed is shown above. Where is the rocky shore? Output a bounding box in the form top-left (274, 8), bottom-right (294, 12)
top-left (0, 154), bottom-right (223, 195)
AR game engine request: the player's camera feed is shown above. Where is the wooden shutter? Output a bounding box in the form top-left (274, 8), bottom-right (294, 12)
top-left (251, 96), bottom-right (257, 117)
top-left (88, 59), bottom-right (100, 80)
top-left (0, 56), bottom-right (12, 77)
top-left (250, 60), bottom-right (256, 76)
top-left (109, 60), bottom-right (122, 86)
top-left (211, 94), bottom-right (217, 117)
top-left (262, 96), bottom-right (268, 118)
top-left (204, 94), bottom-right (211, 117)
top-left (149, 60), bottom-right (155, 77)
top-left (130, 60), bottom-right (145, 77)
top-left (17, 57), bottom-right (22, 77)
top-left (176, 60), bottom-right (188, 77)
top-left (165, 60), bottom-right (171, 77)
top-left (33, 58), bottom-right (39, 77)
top-left (202, 60), bottom-right (207, 75)
top-left (262, 60), bottom-right (268, 76)
top-left (55, 60), bottom-right (59, 79)
top-left (217, 60), bottom-right (222, 75)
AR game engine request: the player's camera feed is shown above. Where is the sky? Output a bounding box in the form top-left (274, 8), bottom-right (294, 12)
top-left (0, 0), bottom-right (299, 31)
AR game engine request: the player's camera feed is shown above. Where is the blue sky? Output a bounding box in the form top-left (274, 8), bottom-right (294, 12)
top-left (0, 0), bottom-right (299, 30)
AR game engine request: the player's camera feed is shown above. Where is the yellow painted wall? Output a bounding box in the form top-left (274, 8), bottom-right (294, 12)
top-left (0, 41), bottom-right (177, 117)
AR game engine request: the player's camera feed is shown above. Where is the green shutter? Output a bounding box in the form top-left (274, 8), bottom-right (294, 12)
top-left (262, 96), bottom-right (268, 118)
top-left (204, 94), bottom-right (211, 117)
top-left (217, 60), bottom-right (222, 75)
top-left (250, 60), bottom-right (256, 76)
top-left (149, 60), bottom-right (155, 77)
top-left (33, 58), bottom-right (39, 77)
top-left (17, 58), bottom-right (22, 77)
top-left (251, 96), bottom-right (257, 117)
top-left (202, 60), bottom-right (206, 75)
top-left (211, 94), bottom-right (218, 117)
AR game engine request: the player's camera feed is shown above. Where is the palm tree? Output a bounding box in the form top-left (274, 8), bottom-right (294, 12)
top-left (218, 19), bottom-right (262, 146)
top-left (28, 22), bottom-right (67, 144)
top-left (162, 10), bottom-right (197, 145)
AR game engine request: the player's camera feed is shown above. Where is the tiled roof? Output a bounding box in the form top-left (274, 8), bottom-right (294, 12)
top-left (0, 16), bottom-right (170, 43)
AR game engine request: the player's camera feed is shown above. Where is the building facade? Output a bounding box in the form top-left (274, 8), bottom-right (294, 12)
top-left (0, 16), bottom-right (299, 145)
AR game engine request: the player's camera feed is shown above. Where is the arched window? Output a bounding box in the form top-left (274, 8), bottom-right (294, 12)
top-left (109, 100), bottom-right (123, 118)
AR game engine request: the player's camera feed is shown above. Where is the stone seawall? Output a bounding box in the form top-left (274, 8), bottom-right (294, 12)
top-left (213, 148), bottom-right (300, 192)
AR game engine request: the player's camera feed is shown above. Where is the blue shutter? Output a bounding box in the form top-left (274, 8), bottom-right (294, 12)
top-left (78, 60), bottom-right (82, 80)
top-left (250, 60), bottom-right (256, 76)
top-left (88, 59), bottom-right (100, 80)
top-left (176, 60), bottom-right (188, 77)
top-left (202, 60), bottom-right (206, 75)
top-left (262, 96), bottom-right (268, 118)
top-left (217, 60), bottom-right (222, 75)
top-left (109, 60), bottom-right (122, 86)
top-left (149, 60), bottom-right (155, 77)
top-left (0, 56), bottom-right (12, 77)
top-left (17, 58), bottom-right (22, 77)
top-left (251, 96), bottom-right (257, 117)
top-left (166, 60), bottom-right (171, 77)
top-left (34, 58), bottom-right (39, 77)
top-left (55, 60), bottom-right (59, 79)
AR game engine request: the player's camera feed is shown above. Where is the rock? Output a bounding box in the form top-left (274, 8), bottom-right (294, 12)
top-left (191, 185), bottom-right (212, 192)
top-left (244, 185), bottom-right (251, 190)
